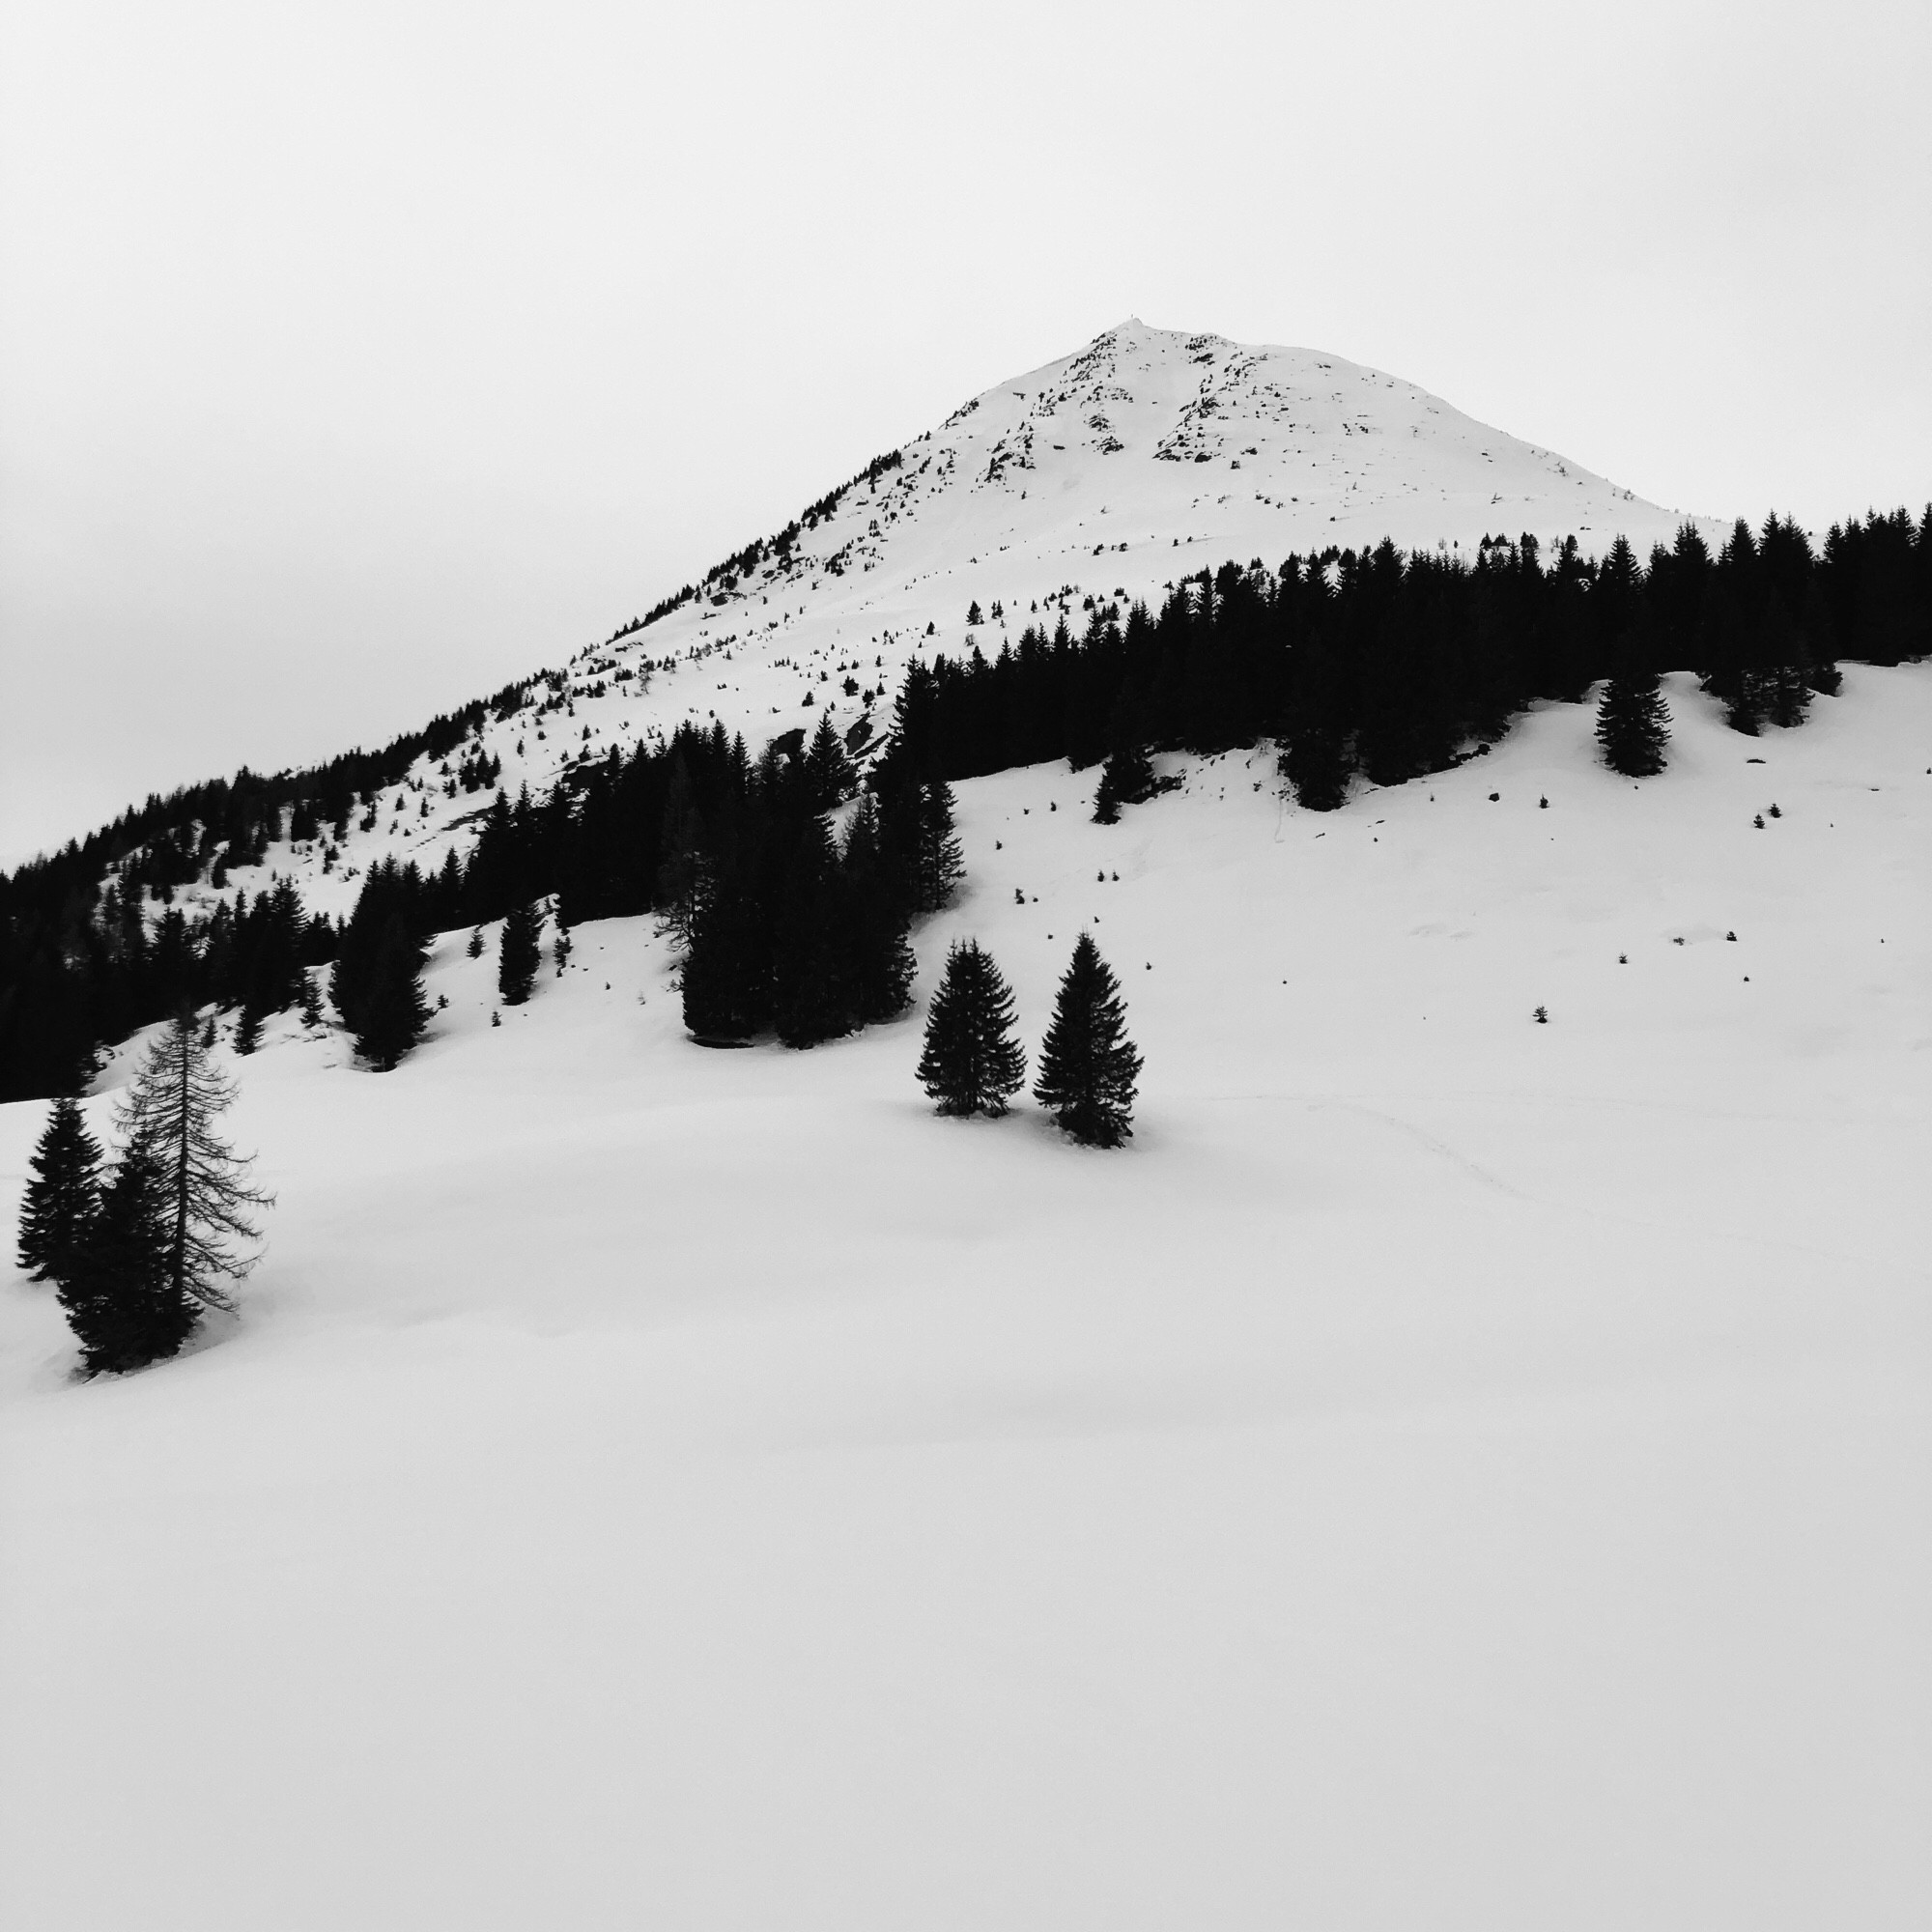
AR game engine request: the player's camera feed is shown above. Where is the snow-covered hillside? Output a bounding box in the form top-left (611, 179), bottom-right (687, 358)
top-left (4, 658), bottom-right (1929, 1928)
top-left (4, 323), bottom-right (1926, 1928)
top-left (162, 318), bottom-right (1718, 926)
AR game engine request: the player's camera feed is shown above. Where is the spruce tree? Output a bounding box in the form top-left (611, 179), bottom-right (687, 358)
top-left (1595, 627), bottom-right (1671, 778)
top-left (1033, 933), bottom-right (1142, 1147)
top-left (1093, 745), bottom-right (1154, 823)
top-left (116, 1011), bottom-right (272, 1312)
top-left (353, 917), bottom-right (432, 1069)
top-left (802, 710), bottom-right (857, 813)
top-left (916, 940), bottom-right (1026, 1117)
top-left (498, 900), bottom-right (543, 1007)
top-left (16, 1095), bottom-right (103, 1283)
top-left (57, 1147), bottom-right (193, 1374)
top-left (914, 781), bottom-right (966, 914)
top-left (681, 860), bottom-right (767, 1043)
top-left (841, 797), bottom-right (917, 1024)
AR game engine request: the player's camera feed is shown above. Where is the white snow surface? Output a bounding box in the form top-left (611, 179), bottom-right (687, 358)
top-left (4, 654), bottom-right (1931, 1927)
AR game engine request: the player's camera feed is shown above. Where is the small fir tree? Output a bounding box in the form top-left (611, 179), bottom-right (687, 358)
top-left (914, 781), bottom-right (966, 914)
top-left (116, 1011), bottom-right (272, 1313)
top-left (57, 1147), bottom-right (193, 1374)
top-left (1595, 628), bottom-right (1671, 778)
top-left (1093, 745), bottom-right (1155, 823)
top-left (1033, 933), bottom-right (1142, 1147)
top-left (352, 918), bottom-right (432, 1069)
top-left (802, 710), bottom-right (857, 812)
top-left (498, 900), bottom-right (543, 1006)
top-left (917, 940), bottom-right (1026, 1117)
top-left (16, 1096), bottom-right (103, 1283)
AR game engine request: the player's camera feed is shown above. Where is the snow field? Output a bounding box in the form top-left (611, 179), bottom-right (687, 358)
top-left (3, 666), bottom-right (1929, 1928)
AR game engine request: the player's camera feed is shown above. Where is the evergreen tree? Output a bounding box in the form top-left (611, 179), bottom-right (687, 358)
top-left (57, 1146), bottom-right (193, 1374)
top-left (772, 819), bottom-right (850, 1048)
top-left (16, 1095), bottom-right (103, 1283)
top-left (681, 860), bottom-right (768, 1043)
top-left (841, 797), bottom-right (917, 1024)
top-left (1594, 627), bottom-right (1671, 778)
top-left (1762, 593), bottom-right (1812, 728)
top-left (802, 710), bottom-right (857, 812)
top-left (1092, 744), bottom-right (1155, 822)
top-left (353, 916), bottom-right (433, 1068)
top-left (916, 940), bottom-right (1026, 1117)
top-left (232, 1005), bottom-right (263, 1056)
top-left (497, 900), bottom-right (543, 1006)
top-left (116, 1010), bottom-right (272, 1311)
top-left (914, 781), bottom-right (966, 914)
top-left (1033, 932), bottom-right (1142, 1147)
top-left (330, 859), bottom-right (434, 1069)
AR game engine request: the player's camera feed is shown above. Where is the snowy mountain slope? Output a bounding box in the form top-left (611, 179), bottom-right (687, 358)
top-left (155, 318), bottom-right (1720, 925)
top-left (3, 663), bottom-right (1929, 1930)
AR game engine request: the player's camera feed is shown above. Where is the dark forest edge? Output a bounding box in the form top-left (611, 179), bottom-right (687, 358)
top-left (3, 505), bottom-right (1926, 1100)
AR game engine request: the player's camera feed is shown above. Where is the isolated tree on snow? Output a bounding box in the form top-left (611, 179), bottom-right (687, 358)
top-left (57, 1146), bottom-right (193, 1374)
top-left (16, 1095), bottom-right (102, 1284)
top-left (1595, 626), bottom-right (1671, 778)
top-left (116, 1010), bottom-right (272, 1314)
top-left (1033, 933), bottom-right (1142, 1147)
top-left (917, 940), bottom-right (1026, 1117)
top-left (498, 900), bottom-right (543, 1007)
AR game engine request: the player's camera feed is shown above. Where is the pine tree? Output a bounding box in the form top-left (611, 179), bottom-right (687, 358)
top-left (802, 710), bottom-right (857, 813)
top-left (1595, 626), bottom-right (1671, 778)
top-left (916, 940), bottom-right (1026, 1117)
top-left (116, 1011), bottom-right (272, 1312)
top-left (681, 860), bottom-right (768, 1043)
top-left (1033, 933), bottom-right (1142, 1147)
top-left (498, 900), bottom-right (543, 1006)
top-left (16, 1095), bottom-right (103, 1283)
top-left (1093, 745), bottom-right (1155, 823)
top-left (914, 781), bottom-right (966, 914)
top-left (841, 797), bottom-right (917, 1024)
top-left (56, 1147), bottom-right (193, 1374)
top-left (232, 1005), bottom-right (263, 1056)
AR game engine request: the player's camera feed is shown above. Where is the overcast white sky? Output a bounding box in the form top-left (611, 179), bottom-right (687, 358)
top-left (3, 0), bottom-right (1927, 867)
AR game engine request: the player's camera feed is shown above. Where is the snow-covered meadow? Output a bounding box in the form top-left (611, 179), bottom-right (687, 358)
top-left (4, 663), bottom-right (1928, 1929)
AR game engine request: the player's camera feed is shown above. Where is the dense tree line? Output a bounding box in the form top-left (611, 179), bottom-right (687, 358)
top-left (4, 506), bottom-right (1924, 1097)
top-left (278, 711), bottom-right (956, 1068)
top-left (888, 507), bottom-right (1929, 810)
top-left (0, 677), bottom-right (535, 1095)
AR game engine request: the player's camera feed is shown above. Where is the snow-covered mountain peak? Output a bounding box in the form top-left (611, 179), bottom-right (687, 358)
top-left (148, 321), bottom-right (1725, 920)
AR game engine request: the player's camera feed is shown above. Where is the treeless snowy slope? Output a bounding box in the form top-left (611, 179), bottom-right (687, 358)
top-left (3, 666), bottom-right (1928, 1930)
